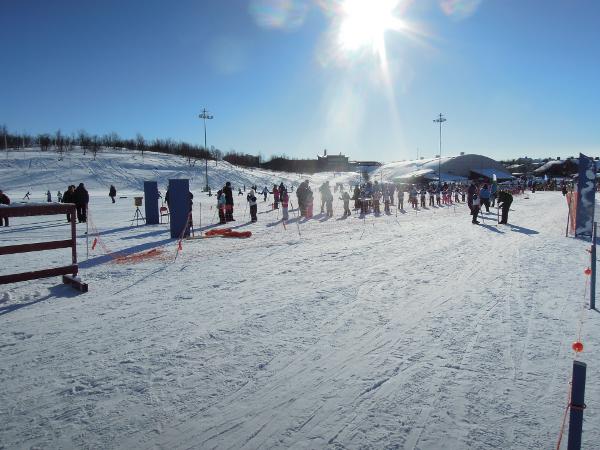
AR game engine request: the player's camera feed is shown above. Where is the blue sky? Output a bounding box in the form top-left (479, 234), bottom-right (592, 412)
top-left (1, 0), bottom-right (599, 162)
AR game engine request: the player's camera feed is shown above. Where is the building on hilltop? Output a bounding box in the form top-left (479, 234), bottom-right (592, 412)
top-left (317, 149), bottom-right (350, 172)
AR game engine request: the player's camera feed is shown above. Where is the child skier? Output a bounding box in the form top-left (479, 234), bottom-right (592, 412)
top-left (383, 189), bottom-right (391, 214)
top-left (273, 185), bottom-right (280, 209)
top-left (281, 189), bottom-right (289, 221)
top-left (341, 191), bottom-right (351, 217)
top-left (247, 189), bottom-right (258, 222)
top-left (217, 190), bottom-right (226, 224)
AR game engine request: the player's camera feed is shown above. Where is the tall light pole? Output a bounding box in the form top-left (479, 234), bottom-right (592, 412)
top-left (199, 108), bottom-right (214, 191)
top-left (433, 113), bottom-right (446, 190)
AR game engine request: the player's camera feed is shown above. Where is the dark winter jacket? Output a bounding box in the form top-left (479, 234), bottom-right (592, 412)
top-left (497, 191), bottom-right (513, 208)
top-left (109, 185), bottom-right (116, 197)
top-left (223, 184), bottom-right (234, 205)
top-left (74, 184), bottom-right (89, 206)
top-left (62, 189), bottom-right (74, 204)
top-left (0, 192), bottom-right (10, 205)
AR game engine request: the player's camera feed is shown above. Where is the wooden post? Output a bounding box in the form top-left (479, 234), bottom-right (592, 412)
top-left (567, 361), bottom-right (587, 450)
top-left (591, 222), bottom-right (597, 310)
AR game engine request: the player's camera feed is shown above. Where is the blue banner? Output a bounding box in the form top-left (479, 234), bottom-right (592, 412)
top-left (144, 181), bottom-right (159, 225)
top-left (575, 153), bottom-right (596, 238)
top-left (168, 179), bottom-right (191, 239)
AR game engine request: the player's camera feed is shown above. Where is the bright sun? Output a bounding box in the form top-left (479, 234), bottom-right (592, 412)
top-left (337, 0), bottom-right (406, 56)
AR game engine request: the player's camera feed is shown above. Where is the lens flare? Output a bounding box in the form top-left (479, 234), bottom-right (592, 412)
top-left (440, 0), bottom-right (482, 20)
top-left (249, 0), bottom-right (309, 31)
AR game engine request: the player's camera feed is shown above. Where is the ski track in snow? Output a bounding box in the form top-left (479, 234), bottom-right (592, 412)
top-left (1, 149), bottom-right (599, 449)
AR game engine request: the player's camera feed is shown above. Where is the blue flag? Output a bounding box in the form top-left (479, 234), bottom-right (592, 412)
top-left (575, 153), bottom-right (596, 238)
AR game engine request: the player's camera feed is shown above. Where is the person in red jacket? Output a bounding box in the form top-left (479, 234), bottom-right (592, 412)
top-left (273, 185), bottom-right (280, 209)
top-left (0, 189), bottom-right (10, 226)
top-left (281, 188), bottom-right (289, 221)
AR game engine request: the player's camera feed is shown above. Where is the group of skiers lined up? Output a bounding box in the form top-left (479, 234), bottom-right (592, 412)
top-left (467, 182), bottom-right (513, 224)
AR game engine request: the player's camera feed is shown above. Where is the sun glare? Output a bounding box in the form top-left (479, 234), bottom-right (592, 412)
top-left (337, 0), bottom-right (405, 55)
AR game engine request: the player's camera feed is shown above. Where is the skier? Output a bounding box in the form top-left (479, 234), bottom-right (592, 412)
top-left (319, 181), bottom-right (330, 214)
top-left (281, 188), bottom-right (289, 221)
top-left (238, 188), bottom-right (243, 196)
top-left (109, 185), bottom-right (117, 203)
top-left (471, 193), bottom-right (481, 224)
top-left (383, 188), bottom-right (391, 214)
top-left (23, 191), bottom-right (31, 200)
top-left (479, 184), bottom-right (491, 212)
top-left (273, 185), bottom-right (280, 209)
top-left (57, 191), bottom-right (63, 202)
top-left (420, 188), bottom-right (427, 208)
top-left (262, 186), bottom-right (269, 202)
top-left (46, 190), bottom-right (52, 202)
top-left (223, 181), bottom-right (234, 222)
top-left (340, 191), bottom-right (351, 217)
top-left (0, 189), bottom-right (10, 226)
top-left (325, 187), bottom-right (334, 218)
top-left (217, 190), bottom-right (226, 224)
top-left (353, 185), bottom-right (361, 210)
top-left (296, 180), bottom-right (309, 217)
top-left (397, 187), bottom-right (404, 210)
top-left (373, 189), bottom-right (381, 215)
top-left (74, 183), bottom-right (89, 223)
top-left (467, 182), bottom-right (477, 211)
top-left (247, 189), bottom-right (258, 222)
top-left (497, 190), bottom-right (513, 224)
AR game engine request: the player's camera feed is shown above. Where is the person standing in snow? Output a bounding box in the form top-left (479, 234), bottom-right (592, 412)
top-left (479, 184), bottom-right (491, 212)
top-left (223, 181), bottom-right (234, 221)
top-left (62, 185), bottom-right (75, 222)
top-left (57, 191), bottom-right (63, 202)
top-left (340, 191), bottom-right (351, 217)
top-left (281, 188), bottom-right (289, 221)
top-left (262, 186), bottom-right (269, 202)
top-left (353, 185), bottom-right (361, 210)
top-left (325, 185), bottom-right (334, 217)
top-left (109, 185), bottom-right (117, 203)
top-left (217, 190), bottom-right (226, 224)
top-left (23, 191), bottom-right (31, 200)
top-left (0, 189), bottom-right (10, 226)
top-left (319, 181), bottom-right (330, 214)
top-left (497, 190), bottom-right (513, 224)
top-left (46, 190), bottom-right (52, 202)
top-left (247, 189), bottom-right (258, 222)
top-left (74, 183), bottom-right (89, 223)
top-left (467, 182), bottom-right (477, 212)
top-left (471, 193), bottom-right (481, 224)
top-left (273, 185), bottom-right (280, 209)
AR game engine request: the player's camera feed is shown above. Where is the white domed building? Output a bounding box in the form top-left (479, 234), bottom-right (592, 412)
top-left (376, 154), bottom-right (513, 184)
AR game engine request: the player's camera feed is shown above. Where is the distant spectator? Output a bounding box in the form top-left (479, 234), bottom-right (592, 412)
top-left (74, 183), bottom-right (89, 223)
top-left (0, 189), bottom-right (10, 226)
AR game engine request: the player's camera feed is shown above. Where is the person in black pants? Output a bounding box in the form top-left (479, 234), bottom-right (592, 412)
top-left (74, 183), bottom-right (89, 223)
top-left (497, 190), bottom-right (513, 224)
top-left (223, 181), bottom-right (234, 221)
top-left (0, 189), bottom-right (10, 226)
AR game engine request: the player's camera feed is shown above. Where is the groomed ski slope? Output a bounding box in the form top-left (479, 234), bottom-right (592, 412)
top-left (1, 149), bottom-right (599, 449)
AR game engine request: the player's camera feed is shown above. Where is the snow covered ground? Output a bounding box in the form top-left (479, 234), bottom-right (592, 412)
top-left (1, 149), bottom-right (599, 449)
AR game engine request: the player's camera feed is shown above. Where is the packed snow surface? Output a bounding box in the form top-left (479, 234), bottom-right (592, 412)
top-left (1, 149), bottom-right (599, 449)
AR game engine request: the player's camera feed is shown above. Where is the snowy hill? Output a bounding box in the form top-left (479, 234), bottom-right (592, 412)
top-left (1, 149), bottom-right (599, 449)
top-left (0, 148), bottom-right (361, 198)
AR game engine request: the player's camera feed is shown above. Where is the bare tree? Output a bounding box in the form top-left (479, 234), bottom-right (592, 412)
top-left (136, 133), bottom-right (145, 158)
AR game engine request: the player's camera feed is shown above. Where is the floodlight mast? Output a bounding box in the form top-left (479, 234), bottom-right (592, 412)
top-left (433, 113), bottom-right (447, 190)
top-left (199, 108), bottom-right (214, 191)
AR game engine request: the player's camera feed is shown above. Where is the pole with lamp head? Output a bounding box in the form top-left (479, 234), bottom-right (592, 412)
top-left (433, 113), bottom-right (447, 191)
top-left (199, 108), bottom-right (214, 192)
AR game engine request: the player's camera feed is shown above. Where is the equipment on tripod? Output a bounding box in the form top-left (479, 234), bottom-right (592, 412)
top-left (131, 196), bottom-right (145, 226)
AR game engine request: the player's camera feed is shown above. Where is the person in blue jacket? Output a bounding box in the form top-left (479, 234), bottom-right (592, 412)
top-left (479, 184), bottom-right (491, 212)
